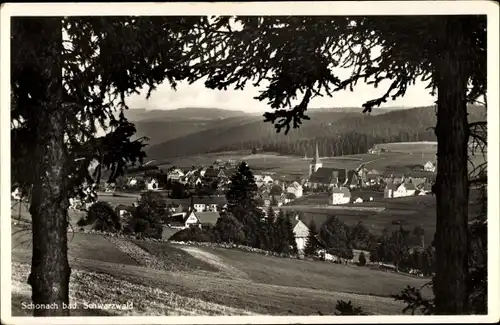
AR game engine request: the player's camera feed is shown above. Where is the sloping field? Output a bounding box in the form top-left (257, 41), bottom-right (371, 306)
top-left (10, 228), bottom-right (425, 316)
top-left (283, 191), bottom-right (483, 245)
top-left (373, 141), bottom-right (437, 153)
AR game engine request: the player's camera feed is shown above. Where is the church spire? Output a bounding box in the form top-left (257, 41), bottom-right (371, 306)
top-left (309, 142), bottom-right (323, 176)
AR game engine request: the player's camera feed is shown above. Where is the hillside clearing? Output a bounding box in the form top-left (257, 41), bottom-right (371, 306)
top-left (11, 229), bottom-right (421, 315)
top-left (12, 261), bottom-right (256, 316)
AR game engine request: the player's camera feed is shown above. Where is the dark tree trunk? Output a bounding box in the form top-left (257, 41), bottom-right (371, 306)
top-left (23, 18), bottom-right (71, 316)
top-left (432, 18), bottom-right (471, 315)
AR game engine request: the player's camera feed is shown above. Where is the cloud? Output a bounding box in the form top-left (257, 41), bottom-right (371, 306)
top-left (126, 78), bottom-right (436, 112)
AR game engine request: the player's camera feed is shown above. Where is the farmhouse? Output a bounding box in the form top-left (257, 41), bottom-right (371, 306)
top-left (128, 177), bottom-right (139, 187)
top-left (424, 161), bottom-right (436, 172)
top-left (286, 181), bottom-right (303, 199)
top-left (395, 182), bottom-right (417, 197)
top-left (167, 168), bottom-right (185, 181)
top-left (328, 186), bottom-right (351, 205)
top-left (290, 215), bottom-right (310, 252)
top-left (115, 204), bottom-right (135, 220)
top-left (168, 203), bottom-right (184, 214)
top-left (184, 210), bottom-right (221, 229)
top-left (193, 203), bottom-right (206, 212)
top-left (384, 182), bottom-right (417, 198)
top-left (146, 178), bottom-right (159, 191)
top-left (255, 174), bottom-right (274, 184)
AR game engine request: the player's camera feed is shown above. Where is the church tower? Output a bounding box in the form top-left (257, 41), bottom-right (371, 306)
top-left (309, 142), bottom-right (323, 175)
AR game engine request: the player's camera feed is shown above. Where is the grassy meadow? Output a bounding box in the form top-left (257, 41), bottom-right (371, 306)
top-left (155, 145), bottom-right (485, 181)
top-left (11, 227), bottom-right (428, 316)
top-left (282, 190), bottom-right (483, 246)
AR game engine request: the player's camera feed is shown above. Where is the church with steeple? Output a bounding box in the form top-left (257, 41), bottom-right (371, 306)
top-left (309, 142), bottom-right (323, 176)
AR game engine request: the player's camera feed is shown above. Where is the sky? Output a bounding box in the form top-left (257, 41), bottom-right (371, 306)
top-left (126, 76), bottom-right (437, 112)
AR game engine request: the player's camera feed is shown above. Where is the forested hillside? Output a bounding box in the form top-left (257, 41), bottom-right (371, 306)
top-left (142, 105), bottom-right (486, 160)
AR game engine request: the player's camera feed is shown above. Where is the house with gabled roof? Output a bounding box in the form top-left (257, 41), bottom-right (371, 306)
top-left (395, 182), bottom-right (417, 197)
top-left (167, 168), bottom-right (185, 181)
top-left (184, 210), bottom-right (221, 229)
top-left (384, 182), bottom-right (400, 198)
top-left (424, 161), bottom-right (436, 172)
top-left (328, 186), bottom-right (351, 205)
top-left (384, 181), bottom-right (417, 198)
top-left (289, 214), bottom-right (310, 252)
top-left (146, 177), bottom-right (159, 191)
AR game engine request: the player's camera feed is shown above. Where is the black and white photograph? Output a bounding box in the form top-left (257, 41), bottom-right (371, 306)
top-left (1, 1), bottom-right (498, 324)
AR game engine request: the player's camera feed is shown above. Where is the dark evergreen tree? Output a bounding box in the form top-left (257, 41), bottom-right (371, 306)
top-left (261, 205), bottom-right (276, 251)
top-left (358, 252), bottom-right (367, 267)
top-left (133, 191), bottom-right (167, 238)
top-left (226, 161), bottom-right (259, 211)
top-left (212, 212), bottom-right (246, 245)
top-left (388, 226), bottom-right (411, 272)
top-left (412, 225), bottom-right (426, 249)
top-left (225, 161), bottom-right (263, 248)
top-left (283, 212), bottom-right (298, 254)
top-left (273, 210), bottom-right (289, 253)
top-left (304, 220), bottom-right (320, 258)
top-left (319, 216), bottom-right (353, 261)
top-left (189, 16), bottom-right (486, 314)
top-left (348, 221), bottom-right (374, 251)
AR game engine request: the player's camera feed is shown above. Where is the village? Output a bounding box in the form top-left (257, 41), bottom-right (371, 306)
top-left (52, 143), bottom-right (435, 265)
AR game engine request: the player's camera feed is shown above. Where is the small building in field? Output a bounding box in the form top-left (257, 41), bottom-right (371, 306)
top-left (167, 168), bottom-right (185, 181)
top-left (146, 178), bottom-right (159, 191)
top-left (395, 182), bottom-right (417, 197)
top-left (384, 182), bottom-right (417, 198)
top-left (384, 183), bottom-right (400, 198)
top-left (193, 203), bottom-right (206, 212)
top-left (354, 197), bottom-right (363, 204)
top-left (424, 161), bottom-right (436, 172)
top-left (328, 186), bottom-right (351, 205)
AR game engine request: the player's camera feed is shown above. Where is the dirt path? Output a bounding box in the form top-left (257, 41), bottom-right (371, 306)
top-left (177, 246), bottom-right (249, 280)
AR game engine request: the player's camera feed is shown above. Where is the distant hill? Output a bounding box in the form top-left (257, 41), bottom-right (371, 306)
top-left (124, 107), bottom-right (249, 123)
top-left (135, 105), bottom-right (486, 160)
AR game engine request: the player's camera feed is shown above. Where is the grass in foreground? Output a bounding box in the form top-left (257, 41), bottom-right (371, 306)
top-left (11, 261), bottom-right (256, 316)
top-left (11, 229), bottom-right (418, 315)
top-left (175, 244), bottom-right (432, 299)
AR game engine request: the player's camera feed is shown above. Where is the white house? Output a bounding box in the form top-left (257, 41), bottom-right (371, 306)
top-left (394, 182), bottom-right (417, 197)
top-left (354, 197), bottom-right (363, 204)
top-left (207, 203), bottom-right (218, 212)
top-left (385, 182), bottom-right (417, 198)
top-left (262, 175), bottom-right (274, 184)
top-left (286, 181), bottom-right (303, 199)
top-left (291, 215), bottom-right (310, 252)
top-left (146, 178), bottom-right (159, 191)
top-left (424, 161), bottom-right (436, 172)
top-left (384, 183), bottom-right (399, 198)
top-left (11, 187), bottom-right (22, 200)
top-left (199, 167), bottom-right (208, 177)
top-left (167, 169), bottom-right (185, 181)
top-left (193, 203), bottom-right (206, 212)
top-left (184, 211), bottom-right (200, 228)
top-left (128, 177), bottom-right (138, 187)
top-left (328, 186), bottom-right (351, 205)
top-left (184, 211), bottom-right (221, 229)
